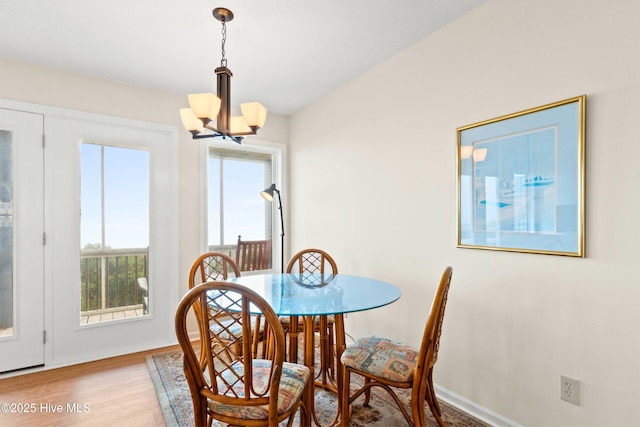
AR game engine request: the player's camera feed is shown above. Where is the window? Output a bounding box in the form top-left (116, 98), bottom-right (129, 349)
top-left (80, 143), bottom-right (150, 323)
top-left (207, 145), bottom-right (281, 271)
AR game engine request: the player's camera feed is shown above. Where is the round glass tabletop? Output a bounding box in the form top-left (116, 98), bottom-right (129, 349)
top-left (230, 273), bottom-right (401, 316)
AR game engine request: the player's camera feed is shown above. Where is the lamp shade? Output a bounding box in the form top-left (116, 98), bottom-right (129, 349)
top-left (188, 93), bottom-right (221, 120)
top-left (260, 183), bottom-right (277, 201)
top-left (180, 108), bottom-right (204, 132)
top-left (241, 102), bottom-right (267, 128)
top-left (230, 116), bottom-right (252, 134)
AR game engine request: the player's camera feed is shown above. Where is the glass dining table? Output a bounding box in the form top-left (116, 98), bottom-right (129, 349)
top-left (230, 273), bottom-right (401, 426)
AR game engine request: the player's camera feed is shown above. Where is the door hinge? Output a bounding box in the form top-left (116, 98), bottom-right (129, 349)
top-left (43, 232), bottom-right (46, 245)
top-left (43, 330), bottom-right (46, 344)
top-left (42, 134), bottom-right (45, 148)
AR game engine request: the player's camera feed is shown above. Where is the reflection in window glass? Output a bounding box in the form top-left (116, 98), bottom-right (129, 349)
top-left (0, 131), bottom-right (13, 337)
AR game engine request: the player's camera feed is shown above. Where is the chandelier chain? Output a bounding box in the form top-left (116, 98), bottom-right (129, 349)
top-left (220, 20), bottom-right (227, 67)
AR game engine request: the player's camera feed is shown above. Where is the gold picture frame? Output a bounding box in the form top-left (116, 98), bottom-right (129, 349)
top-left (456, 95), bottom-right (586, 257)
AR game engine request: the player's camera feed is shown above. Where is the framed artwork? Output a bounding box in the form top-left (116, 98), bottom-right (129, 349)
top-left (456, 95), bottom-right (586, 257)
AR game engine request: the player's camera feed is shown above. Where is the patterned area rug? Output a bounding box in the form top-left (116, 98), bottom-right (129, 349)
top-left (147, 349), bottom-right (489, 427)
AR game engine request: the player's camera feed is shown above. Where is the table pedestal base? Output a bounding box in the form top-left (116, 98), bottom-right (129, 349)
top-left (285, 314), bottom-right (346, 427)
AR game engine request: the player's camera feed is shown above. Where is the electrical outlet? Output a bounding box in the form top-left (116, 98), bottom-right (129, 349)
top-left (560, 375), bottom-right (580, 405)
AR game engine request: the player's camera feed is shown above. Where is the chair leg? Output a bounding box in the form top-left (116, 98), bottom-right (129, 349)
top-left (363, 377), bottom-right (372, 406)
top-left (302, 374), bottom-right (313, 427)
top-left (328, 324), bottom-right (335, 381)
top-left (340, 367), bottom-right (352, 427)
top-left (425, 369), bottom-right (445, 426)
top-left (193, 395), bottom-right (208, 427)
top-left (412, 389), bottom-right (428, 427)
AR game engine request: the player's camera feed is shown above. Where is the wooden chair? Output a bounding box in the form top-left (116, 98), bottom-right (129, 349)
top-left (235, 235), bottom-right (271, 272)
top-left (188, 252), bottom-right (262, 360)
top-left (189, 251), bottom-right (241, 284)
top-left (286, 248), bottom-right (338, 275)
top-left (175, 281), bottom-right (312, 427)
top-left (283, 249), bottom-right (338, 385)
top-left (340, 266), bottom-right (453, 427)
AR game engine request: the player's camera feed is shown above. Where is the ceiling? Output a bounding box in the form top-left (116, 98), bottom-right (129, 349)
top-left (0, 0), bottom-right (485, 116)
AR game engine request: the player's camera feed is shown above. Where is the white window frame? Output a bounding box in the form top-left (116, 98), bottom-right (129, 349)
top-left (200, 138), bottom-right (286, 273)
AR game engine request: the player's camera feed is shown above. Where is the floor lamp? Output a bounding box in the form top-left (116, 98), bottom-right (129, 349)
top-left (260, 184), bottom-right (284, 273)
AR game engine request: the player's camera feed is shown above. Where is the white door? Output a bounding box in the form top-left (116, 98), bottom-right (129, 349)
top-left (0, 108), bottom-right (45, 373)
top-left (45, 112), bottom-right (179, 367)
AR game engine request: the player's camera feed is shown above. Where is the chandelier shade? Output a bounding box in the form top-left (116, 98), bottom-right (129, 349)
top-left (241, 102), bottom-right (268, 128)
top-left (179, 109), bottom-right (204, 132)
top-left (180, 8), bottom-right (266, 144)
top-left (188, 93), bottom-right (221, 122)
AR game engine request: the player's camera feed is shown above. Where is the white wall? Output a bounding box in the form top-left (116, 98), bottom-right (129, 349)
top-left (289, 0), bottom-right (640, 425)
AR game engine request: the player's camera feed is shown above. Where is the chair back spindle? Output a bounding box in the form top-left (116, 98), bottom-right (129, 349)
top-left (236, 235), bottom-right (272, 271)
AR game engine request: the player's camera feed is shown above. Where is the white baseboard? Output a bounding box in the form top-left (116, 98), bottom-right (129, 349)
top-left (0, 339), bottom-right (178, 380)
top-left (435, 384), bottom-right (523, 427)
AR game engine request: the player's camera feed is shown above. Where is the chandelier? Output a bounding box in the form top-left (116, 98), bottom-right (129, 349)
top-left (180, 8), bottom-right (267, 144)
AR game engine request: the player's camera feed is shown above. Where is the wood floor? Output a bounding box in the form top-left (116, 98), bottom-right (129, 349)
top-left (0, 345), bottom-right (180, 427)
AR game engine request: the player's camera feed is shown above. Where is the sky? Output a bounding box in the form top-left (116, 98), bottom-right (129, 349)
top-left (80, 143), bottom-right (269, 249)
top-left (208, 157), bottom-right (268, 246)
top-left (80, 143), bottom-right (149, 249)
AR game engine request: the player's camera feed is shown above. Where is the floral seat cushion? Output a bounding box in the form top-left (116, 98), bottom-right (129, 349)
top-left (208, 359), bottom-right (310, 420)
top-left (340, 335), bottom-right (418, 383)
top-left (210, 315), bottom-right (263, 341)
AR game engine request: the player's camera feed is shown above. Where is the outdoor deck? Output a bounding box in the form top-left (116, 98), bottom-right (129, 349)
top-left (80, 305), bottom-right (145, 325)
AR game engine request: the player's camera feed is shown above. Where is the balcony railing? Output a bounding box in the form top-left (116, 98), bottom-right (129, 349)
top-left (80, 248), bottom-right (148, 314)
top-left (209, 244), bottom-right (237, 260)
top-left (78, 244), bottom-right (268, 319)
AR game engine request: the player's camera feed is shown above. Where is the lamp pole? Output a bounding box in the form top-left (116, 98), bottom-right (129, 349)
top-left (261, 184), bottom-right (285, 273)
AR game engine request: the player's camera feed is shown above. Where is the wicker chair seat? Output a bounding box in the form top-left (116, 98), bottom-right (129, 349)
top-left (341, 335), bottom-right (418, 383)
top-left (210, 359), bottom-right (310, 420)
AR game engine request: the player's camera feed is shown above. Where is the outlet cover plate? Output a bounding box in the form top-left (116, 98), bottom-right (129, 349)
top-left (561, 375), bottom-right (580, 405)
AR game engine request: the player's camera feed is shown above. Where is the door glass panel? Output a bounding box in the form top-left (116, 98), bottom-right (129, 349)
top-left (0, 130), bottom-right (13, 337)
top-left (80, 143), bottom-right (149, 324)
